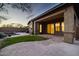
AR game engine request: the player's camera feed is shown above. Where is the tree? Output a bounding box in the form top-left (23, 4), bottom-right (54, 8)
top-left (0, 4), bottom-right (8, 23)
top-left (0, 3), bottom-right (32, 14)
top-left (10, 3), bottom-right (32, 14)
top-left (9, 3), bottom-right (33, 19)
top-left (0, 16), bottom-right (7, 23)
top-left (0, 3), bottom-right (33, 23)
top-left (16, 23), bottom-right (24, 28)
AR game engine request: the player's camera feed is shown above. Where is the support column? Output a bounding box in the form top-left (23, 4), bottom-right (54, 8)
top-left (64, 6), bottom-right (75, 43)
top-left (34, 21), bottom-right (37, 34)
top-left (34, 21), bottom-right (40, 34)
top-left (36, 22), bottom-right (40, 34)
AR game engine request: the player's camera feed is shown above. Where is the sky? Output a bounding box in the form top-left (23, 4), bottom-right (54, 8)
top-left (0, 3), bottom-right (59, 27)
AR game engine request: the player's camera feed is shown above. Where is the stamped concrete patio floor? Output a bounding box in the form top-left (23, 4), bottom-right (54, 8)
top-left (0, 35), bottom-right (79, 56)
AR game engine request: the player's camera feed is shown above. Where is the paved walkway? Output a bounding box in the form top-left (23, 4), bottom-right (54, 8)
top-left (38, 34), bottom-right (64, 42)
top-left (0, 36), bottom-right (79, 56)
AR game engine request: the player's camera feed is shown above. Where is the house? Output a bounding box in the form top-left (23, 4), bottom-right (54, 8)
top-left (28, 3), bottom-right (79, 43)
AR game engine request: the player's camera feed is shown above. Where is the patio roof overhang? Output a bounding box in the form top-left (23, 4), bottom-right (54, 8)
top-left (35, 10), bottom-right (64, 23)
top-left (27, 3), bottom-right (66, 24)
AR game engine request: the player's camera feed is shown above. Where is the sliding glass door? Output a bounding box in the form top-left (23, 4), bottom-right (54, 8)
top-left (47, 24), bottom-right (54, 34)
top-left (55, 22), bottom-right (64, 32)
top-left (47, 22), bottom-right (64, 34)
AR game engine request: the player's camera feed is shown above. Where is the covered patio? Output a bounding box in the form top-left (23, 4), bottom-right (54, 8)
top-left (33, 5), bottom-right (75, 44)
top-left (35, 11), bottom-right (64, 36)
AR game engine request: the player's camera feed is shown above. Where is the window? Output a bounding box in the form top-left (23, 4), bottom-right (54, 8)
top-left (62, 22), bottom-right (64, 32)
top-left (55, 22), bottom-right (60, 32)
top-left (39, 24), bottom-right (42, 33)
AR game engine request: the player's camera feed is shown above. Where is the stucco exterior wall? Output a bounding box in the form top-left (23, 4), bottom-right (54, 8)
top-left (28, 21), bottom-right (33, 34)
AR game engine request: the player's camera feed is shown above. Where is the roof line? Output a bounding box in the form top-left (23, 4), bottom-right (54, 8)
top-left (28, 3), bottom-right (65, 24)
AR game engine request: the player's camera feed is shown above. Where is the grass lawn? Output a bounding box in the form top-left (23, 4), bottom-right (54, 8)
top-left (0, 35), bottom-right (47, 49)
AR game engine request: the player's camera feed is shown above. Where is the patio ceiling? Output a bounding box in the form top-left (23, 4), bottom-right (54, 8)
top-left (36, 13), bottom-right (64, 23)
